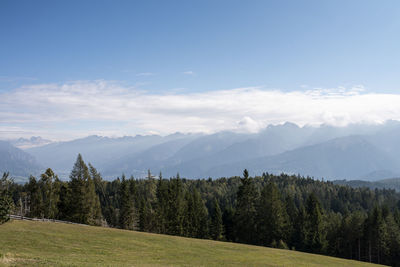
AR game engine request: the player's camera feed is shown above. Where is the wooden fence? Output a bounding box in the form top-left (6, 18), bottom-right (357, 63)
top-left (9, 214), bottom-right (88, 226)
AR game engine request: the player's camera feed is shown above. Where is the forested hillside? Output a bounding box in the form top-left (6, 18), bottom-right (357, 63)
top-left (334, 178), bottom-right (400, 192)
top-left (2, 154), bottom-right (400, 266)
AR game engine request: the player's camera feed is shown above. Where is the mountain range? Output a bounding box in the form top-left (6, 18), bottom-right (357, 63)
top-left (2, 121), bottom-right (400, 181)
top-left (0, 140), bottom-right (42, 180)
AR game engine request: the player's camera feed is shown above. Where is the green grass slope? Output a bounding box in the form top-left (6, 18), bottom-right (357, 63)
top-left (0, 220), bottom-right (384, 267)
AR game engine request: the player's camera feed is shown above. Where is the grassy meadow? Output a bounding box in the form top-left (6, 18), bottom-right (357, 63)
top-left (0, 220), bottom-right (384, 266)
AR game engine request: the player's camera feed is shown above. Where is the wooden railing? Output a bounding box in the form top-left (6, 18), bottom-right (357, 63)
top-left (9, 214), bottom-right (88, 226)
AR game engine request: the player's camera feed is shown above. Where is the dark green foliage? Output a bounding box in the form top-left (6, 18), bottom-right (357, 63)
top-left (68, 154), bottom-right (102, 225)
top-left (235, 169), bottom-right (258, 244)
top-left (284, 195), bottom-right (297, 247)
top-left (257, 182), bottom-right (288, 247)
top-left (210, 198), bottom-right (223, 240)
top-left (57, 182), bottom-right (70, 220)
top-left (304, 193), bottom-right (327, 253)
top-left (119, 175), bottom-right (137, 230)
top-left (155, 173), bottom-right (169, 234)
top-left (167, 174), bottom-right (185, 236)
top-left (27, 175), bottom-right (43, 218)
top-left (40, 168), bottom-right (60, 219)
top-left (0, 172), bottom-right (13, 224)
top-left (184, 188), bottom-right (209, 238)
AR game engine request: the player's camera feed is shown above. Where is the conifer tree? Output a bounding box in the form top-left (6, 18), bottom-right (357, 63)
top-left (257, 182), bottom-right (288, 247)
top-left (223, 205), bottom-right (235, 242)
top-left (138, 196), bottom-right (152, 231)
top-left (235, 169), bottom-right (258, 244)
top-left (89, 164), bottom-right (109, 223)
top-left (384, 213), bottom-right (400, 265)
top-left (155, 172), bottom-right (169, 234)
top-left (57, 182), bottom-right (70, 220)
top-left (40, 168), bottom-right (60, 219)
top-left (184, 188), bottom-right (209, 238)
top-left (365, 206), bottom-right (390, 264)
top-left (292, 204), bottom-right (306, 251)
top-left (0, 172), bottom-right (13, 224)
top-left (167, 173), bottom-right (185, 235)
top-left (68, 154), bottom-right (102, 225)
top-left (211, 198), bottom-right (223, 240)
top-left (27, 175), bottom-right (43, 218)
top-left (284, 195), bottom-right (298, 248)
top-left (304, 193), bottom-right (327, 253)
top-left (85, 166), bottom-right (102, 225)
top-left (119, 175), bottom-right (137, 229)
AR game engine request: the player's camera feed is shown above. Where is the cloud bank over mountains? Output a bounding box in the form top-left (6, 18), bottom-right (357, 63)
top-left (1, 80), bottom-right (399, 140)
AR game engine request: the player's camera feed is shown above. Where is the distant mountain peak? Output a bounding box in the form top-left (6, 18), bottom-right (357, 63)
top-left (6, 136), bottom-right (53, 149)
top-left (0, 141), bottom-right (42, 178)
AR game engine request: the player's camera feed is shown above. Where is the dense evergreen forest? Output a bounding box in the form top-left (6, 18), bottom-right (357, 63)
top-left (2, 154), bottom-right (400, 266)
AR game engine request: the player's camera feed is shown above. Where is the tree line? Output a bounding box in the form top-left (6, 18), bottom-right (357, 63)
top-left (2, 154), bottom-right (400, 266)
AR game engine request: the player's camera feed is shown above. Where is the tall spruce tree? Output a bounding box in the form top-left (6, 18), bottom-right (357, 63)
top-left (257, 182), bottom-right (288, 247)
top-left (292, 204), bottom-right (306, 251)
top-left (155, 172), bottom-right (169, 234)
top-left (89, 164), bottom-right (109, 224)
top-left (284, 195), bottom-right (298, 248)
top-left (40, 168), bottom-right (60, 219)
top-left (0, 172), bottom-right (13, 224)
top-left (119, 175), bottom-right (137, 230)
top-left (211, 198), bottom-right (223, 240)
top-left (235, 169), bottom-right (258, 244)
top-left (57, 182), bottom-right (70, 220)
top-left (68, 154), bottom-right (102, 225)
top-left (139, 196), bottom-right (153, 231)
top-left (27, 175), bottom-right (43, 218)
top-left (184, 188), bottom-right (209, 238)
top-left (167, 173), bottom-right (185, 235)
top-left (304, 193), bottom-right (327, 253)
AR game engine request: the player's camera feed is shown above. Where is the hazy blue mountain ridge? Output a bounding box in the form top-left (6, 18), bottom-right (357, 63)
top-left (7, 121), bottom-right (400, 181)
top-left (0, 140), bottom-right (43, 179)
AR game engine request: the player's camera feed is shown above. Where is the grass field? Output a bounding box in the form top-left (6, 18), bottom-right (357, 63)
top-left (0, 220), bottom-right (384, 266)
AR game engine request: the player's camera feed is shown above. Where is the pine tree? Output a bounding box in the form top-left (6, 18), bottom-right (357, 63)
top-left (119, 175), bottom-right (137, 230)
top-left (257, 182), bottom-right (288, 247)
top-left (183, 188), bottom-right (209, 238)
top-left (292, 204), bottom-right (306, 251)
top-left (284, 195), bottom-right (298, 248)
top-left (365, 206), bottom-right (390, 264)
top-left (235, 169), bottom-right (258, 244)
top-left (40, 168), bottom-right (60, 219)
top-left (89, 164), bottom-right (109, 224)
top-left (155, 172), bottom-right (169, 234)
top-left (223, 206), bottom-right (235, 242)
top-left (384, 212), bottom-right (400, 266)
top-left (86, 170), bottom-right (102, 225)
top-left (68, 154), bottom-right (102, 225)
top-left (167, 173), bottom-right (185, 235)
top-left (27, 175), bottom-right (43, 218)
top-left (304, 193), bottom-right (327, 253)
top-left (211, 198), bottom-right (223, 240)
top-left (0, 172), bottom-right (13, 224)
top-left (138, 196), bottom-right (152, 232)
top-left (57, 182), bottom-right (70, 220)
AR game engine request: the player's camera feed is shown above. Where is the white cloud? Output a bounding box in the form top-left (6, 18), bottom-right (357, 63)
top-left (136, 72), bottom-right (155, 76)
top-left (182, 71), bottom-right (194, 75)
top-left (0, 80), bottom-right (399, 140)
top-left (236, 116), bottom-right (263, 133)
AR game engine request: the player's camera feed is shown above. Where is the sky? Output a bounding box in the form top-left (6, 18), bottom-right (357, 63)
top-left (1, 0), bottom-right (400, 140)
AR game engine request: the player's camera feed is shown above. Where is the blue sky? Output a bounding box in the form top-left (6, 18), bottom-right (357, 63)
top-left (1, 1), bottom-right (400, 140)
